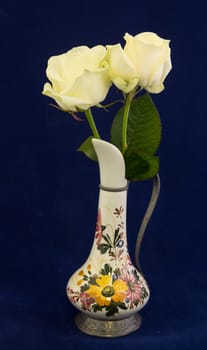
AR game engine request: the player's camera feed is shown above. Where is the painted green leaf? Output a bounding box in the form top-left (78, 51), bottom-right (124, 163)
top-left (105, 263), bottom-right (112, 274)
top-left (80, 284), bottom-right (90, 292)
top-left (142, 286), bottom-right (149, 298)
top-left (114, 268), bottom-right (121, 277)
top-left (93, 304), bottom-right (103, 312)
top-left (97, 243), bottom-right (110, 254)
top-left (102, 234), bottom-right (112, 246)
top-left (110, 93), bottom-right (161, 181)
top-left (88, 277), bottom-right (98, 285)
top-left (105, 304), bottom-right (118, 316)
top-left (117, 302), bottom-right (128, 310)
top-left (77, 136), bottom-right (98, 161)
top-left (114, 228), bottom-right (121, 246)
top-left (100, 263), bottom-right (113, 275)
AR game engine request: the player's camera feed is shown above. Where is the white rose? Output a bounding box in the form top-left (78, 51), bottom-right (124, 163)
top-left (42, 45), bottom-right (111, 112)
top-left (106, 32), bottom-right (172, 93)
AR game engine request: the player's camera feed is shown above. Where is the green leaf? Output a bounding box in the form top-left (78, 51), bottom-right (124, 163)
top-left (111, 93), bottom-right (161, 153)
top-left (125, 150), bottom-right (159, 181)
top-left (77, 136), bottom-right (98, 161)
top-left (110, 93), bottom-right (161, 181)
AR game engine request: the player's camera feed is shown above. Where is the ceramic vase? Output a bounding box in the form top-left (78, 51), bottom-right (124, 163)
top-left (66, 139), bottom-right (160, 337)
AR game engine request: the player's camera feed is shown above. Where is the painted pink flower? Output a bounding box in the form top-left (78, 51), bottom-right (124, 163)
top-left (80, 292), bottom-right (95, 309)
top-left (95, 208), bottom-right (102, 245)
top-left (120, 269), bottom-right (141, 303)
top-left (122, 255), bottom-right (133, 268)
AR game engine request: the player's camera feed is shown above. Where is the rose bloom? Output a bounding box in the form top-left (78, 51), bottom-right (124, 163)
top-left (42, 46), bottom-right (111, 112)
top-left (106, 32), bottom-right (172, 93)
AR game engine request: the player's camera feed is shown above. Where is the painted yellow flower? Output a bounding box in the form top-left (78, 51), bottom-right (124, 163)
top-left (87, 275), bottom-right (128, 307)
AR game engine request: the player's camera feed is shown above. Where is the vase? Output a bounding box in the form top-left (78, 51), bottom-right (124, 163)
top-left (66, 139), bottom-right (160, 337)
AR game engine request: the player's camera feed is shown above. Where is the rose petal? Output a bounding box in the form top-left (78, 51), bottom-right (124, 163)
top-left (106, 44), bottom-right (138, 92)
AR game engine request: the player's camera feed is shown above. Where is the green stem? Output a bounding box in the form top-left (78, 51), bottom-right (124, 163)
top-left (122, 91), bottom-right (134, 154)
top-left (85, 109), bottom-right (101, 139)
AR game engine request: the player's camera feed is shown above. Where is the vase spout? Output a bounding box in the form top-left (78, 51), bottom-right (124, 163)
top-left (92, 139), bottom-right (127, 189)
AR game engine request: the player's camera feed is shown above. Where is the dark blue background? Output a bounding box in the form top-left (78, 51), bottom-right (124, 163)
top-left (1, 0), bottom-right (207, 348)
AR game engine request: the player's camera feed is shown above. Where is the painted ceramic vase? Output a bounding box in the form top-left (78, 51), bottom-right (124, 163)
top-left (66, 139), bottom-right (159, 337)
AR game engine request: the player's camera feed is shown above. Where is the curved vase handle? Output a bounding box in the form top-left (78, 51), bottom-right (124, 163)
top-left (135, 173), bottom-right (161, 272)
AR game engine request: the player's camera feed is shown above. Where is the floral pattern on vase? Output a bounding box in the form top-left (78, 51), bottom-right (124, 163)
top-left (67, 206), bottom-right (149, 317)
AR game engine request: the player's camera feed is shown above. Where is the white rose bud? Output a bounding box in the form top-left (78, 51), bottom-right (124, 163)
top-left (106, 32), bottom-right (172, 93)
top-left (42, 46), bottom-right (111, 112)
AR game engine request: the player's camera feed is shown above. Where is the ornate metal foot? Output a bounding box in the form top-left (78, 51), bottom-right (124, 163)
top-left (75, 312), bottom-right (142, 337)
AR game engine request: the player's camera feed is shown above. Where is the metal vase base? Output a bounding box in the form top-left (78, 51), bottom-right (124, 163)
top-left (75, 312), bottom-right (142, 338)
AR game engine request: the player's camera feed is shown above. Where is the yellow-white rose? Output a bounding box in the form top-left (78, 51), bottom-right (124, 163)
top-left (106, 32), bottom-right (172, 93)
top-left (42, 46), bottom-right (111, 112)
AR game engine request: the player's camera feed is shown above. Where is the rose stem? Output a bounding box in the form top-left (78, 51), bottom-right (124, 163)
top-left (85, 108), bottom-right (101, 139)
top-left (122, 91), bottom-right (134, 154)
